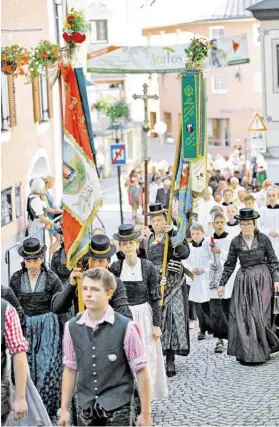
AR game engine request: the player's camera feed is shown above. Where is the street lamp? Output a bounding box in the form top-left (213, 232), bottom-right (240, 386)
top-left (108, 122), bottom-right (125, 224)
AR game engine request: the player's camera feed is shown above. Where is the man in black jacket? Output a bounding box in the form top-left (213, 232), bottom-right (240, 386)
top-left (52, 235), bottom-right (132, 319)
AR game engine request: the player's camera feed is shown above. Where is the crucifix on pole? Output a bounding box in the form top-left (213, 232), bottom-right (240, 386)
top-left (133, 83), bottom-right (159, 225)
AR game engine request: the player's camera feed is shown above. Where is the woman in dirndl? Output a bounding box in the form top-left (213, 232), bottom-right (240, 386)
top-left (9, 238), bottom-right (64, 422)
top-left (218, 208), bottom-right (279, 365)
top-left (110, 224), bottom-right (168, 400)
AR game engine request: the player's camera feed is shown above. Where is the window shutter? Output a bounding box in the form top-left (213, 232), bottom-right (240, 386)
top-left (7, 75), bottom-right (17, 127)
top-left (46, 71), bottom-right (53, 119)
top-left (32, 77), bottom-right (42, 122)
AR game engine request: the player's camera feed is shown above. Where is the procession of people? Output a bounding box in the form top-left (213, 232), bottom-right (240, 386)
top-left (1, 150), bottom-right (279, 427)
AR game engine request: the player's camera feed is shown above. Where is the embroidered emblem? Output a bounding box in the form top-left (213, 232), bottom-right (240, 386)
top-left (108, 354), bottom-right (117, 362)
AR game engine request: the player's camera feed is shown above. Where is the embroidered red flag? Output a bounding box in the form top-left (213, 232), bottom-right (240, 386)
top-left (61, 65), bottom-right (103, 268)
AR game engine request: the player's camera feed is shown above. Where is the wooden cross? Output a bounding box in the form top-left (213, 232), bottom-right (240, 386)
top-left (133, 83), bottom-right (159, 132)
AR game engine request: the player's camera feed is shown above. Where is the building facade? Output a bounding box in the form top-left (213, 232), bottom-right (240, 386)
top-left (248, 0), bottom-right (279, 160)
top-left (142, 0), bottom-right (263, 157)
top-left (1, 0), bottom-right (63, 246)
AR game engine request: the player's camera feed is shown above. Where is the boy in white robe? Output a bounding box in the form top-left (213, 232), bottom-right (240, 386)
top-left (183, 223), bottom-right (212, 340)
top-left (205, 213), bottom-right (237, 354)
top-left (226, 204), bottom-right (241, 239)
top-left (259, 186), bottom-right (279, 259)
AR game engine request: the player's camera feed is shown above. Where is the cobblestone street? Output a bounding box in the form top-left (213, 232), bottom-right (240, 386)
top-left (152, 327), bottom-right (279, 426)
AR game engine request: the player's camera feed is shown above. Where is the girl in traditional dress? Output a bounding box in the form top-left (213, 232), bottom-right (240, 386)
top-left (9, 238), bottom-right (64, 421)
top-left (183, 223), bottom-right (213, 340)
top-left (218, 208), bottom-right (279, 365)
top-left (205, 213), bottom-right (237, 354)
top-left (226, 204), bottom-right (241, 239)
top-left (260, 186), bottom-right (279, 259)
top-left (110, 224), bottom-right (168, 399)
top-left (143, 203), bottom-right (190, 377)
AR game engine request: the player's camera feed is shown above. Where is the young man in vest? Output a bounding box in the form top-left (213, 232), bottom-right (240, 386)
top-left (1, 299), bottom-right (28, 425)
top-left (59, 268), bottom-right (151, 426)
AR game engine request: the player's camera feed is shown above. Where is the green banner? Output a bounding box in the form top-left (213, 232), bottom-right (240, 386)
top-left (181, 71), bottom-right (206, 160)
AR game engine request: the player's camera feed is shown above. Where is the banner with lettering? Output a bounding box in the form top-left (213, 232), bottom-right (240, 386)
top-left (61, 65), bottom-right (103, 269)
top-left (181, 71), bottom-right (206, 160)
top-left (87, 34), bottom-right (249, 74)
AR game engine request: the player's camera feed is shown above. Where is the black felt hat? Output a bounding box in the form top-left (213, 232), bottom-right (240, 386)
top-left (113, 224), bottom-right (141, 242)
top-left (143, 203), bottom-right (167, 217)
top-left (87, 235), bottom-right (116, 259)
top-left (235, 208), bottom-right (260, 221)
top-left (18, 238), bottom-right (46, 259)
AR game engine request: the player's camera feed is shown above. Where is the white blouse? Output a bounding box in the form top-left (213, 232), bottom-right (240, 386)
top-left (120, 259), bottom-right (143, 282)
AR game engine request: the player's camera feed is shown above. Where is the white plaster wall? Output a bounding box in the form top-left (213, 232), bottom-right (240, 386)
top-left (261, 21), bottom-right (279, 157)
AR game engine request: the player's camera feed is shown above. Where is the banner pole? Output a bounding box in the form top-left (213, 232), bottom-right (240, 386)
top-left (160, 125), bottom-right (182, 306)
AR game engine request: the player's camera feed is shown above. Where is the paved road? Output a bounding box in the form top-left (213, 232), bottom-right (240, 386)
top-left (152, 327), bottom-right (279, 426)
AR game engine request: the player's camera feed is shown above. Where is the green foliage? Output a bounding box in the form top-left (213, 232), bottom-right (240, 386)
top-left (184, 38), bottom-right (209, 71)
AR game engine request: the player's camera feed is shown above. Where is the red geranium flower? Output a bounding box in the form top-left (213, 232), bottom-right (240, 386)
top-left (72, 32), bottom-right (86, 43)
top-left (67, 14), bottom-right (75, 24)
top-left (62, 32), bottom-right (73, 43)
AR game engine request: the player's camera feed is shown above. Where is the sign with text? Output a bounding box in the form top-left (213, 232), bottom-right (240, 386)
top-left (250, 132), bottom-right (267, 153)
top-left (87, 34), bottom-right (249, 74)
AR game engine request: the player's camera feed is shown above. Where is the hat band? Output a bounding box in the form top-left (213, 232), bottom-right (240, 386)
top-left (23, 247), bottom-right (42, 255)
top-left (150, 209), bottom-right (164, 215)
top-left (90, 245), bottom-right (111, 255)
top-left (117, 231), bottom-right (136, 238)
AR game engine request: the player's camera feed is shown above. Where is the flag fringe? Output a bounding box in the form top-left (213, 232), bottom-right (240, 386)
top-left (64, 197), bottom-right (103, 270)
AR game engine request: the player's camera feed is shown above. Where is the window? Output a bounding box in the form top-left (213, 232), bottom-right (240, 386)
top-left (1, 73), bottom-right (9, 132)
top-left (1, 72), bottom-right (16, 132)
top-left (15, 184), bottom-right (22, 218)
top-left (211, 74), bottom-right (227, 94)
top-left (209, 26), bottom-right (224, 41)
top-left (272, 40), bottom-right (279, 93)
top-left (1, 187), bottom-right (13, 227)
top-left (253, 24), bottom-right (260, 45)
top-left (208, 118), bottom-right (230, 147)
top-left (32, 74), bottom-right (52, 122)
top-left (39, 74), bottom-right (49, 122)
top-left (254, 71), bottom-right (262, 93)
top-left (90, 20), bottom-right (108, 43)
top-left (163, 112), bottom-right (172, 133)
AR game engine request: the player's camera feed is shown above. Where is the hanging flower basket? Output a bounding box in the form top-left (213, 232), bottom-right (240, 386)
top-left (1, 45), bottom-right (30, 76)
top-left (62, 8), bottom-right (89, 61)
top-left (184, 38), bottom-right (209, 71)
top-left (27, 40), bottom-right (60, 81)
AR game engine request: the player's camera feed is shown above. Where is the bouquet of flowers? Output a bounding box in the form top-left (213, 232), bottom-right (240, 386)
top-left (184, 38), bottom-right (209, 71)
top-left (62, 8), bottom-right (89, 59)
top-left (27, 40), bottom-right (59, 80)
top-left (1, 45), bottom-right (30, 76)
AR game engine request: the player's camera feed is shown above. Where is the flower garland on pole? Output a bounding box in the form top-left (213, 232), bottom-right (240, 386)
top-left (62, 8), bottom-right (89, 62)
top-left (1, 45), bottom-right (30, 76)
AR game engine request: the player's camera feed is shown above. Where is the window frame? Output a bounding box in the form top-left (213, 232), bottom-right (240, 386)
top-left (1, 72), bottom-right (10, 133)
top-left (39, 74), bottom-right (49, 122)
top-left (1, 186), bottom-right (13, 227)
top-left (209, 26), bottom-right (224, 41)
top-left (89, 19), bottom-right (108, 44)
top-left (272, 39), bottom-right (279, 93)
top-left (15, 183), bottom-right (22, 219)
top-left (207, 118), bottom-right (230, 147)
top-left (211, 73), bottom-right (227, 94)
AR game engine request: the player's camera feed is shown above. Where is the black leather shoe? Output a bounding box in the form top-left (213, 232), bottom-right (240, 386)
top-left (198, 332), bottom-right (206, 340)
top-left (166, 360), bottom-right (176, 377)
